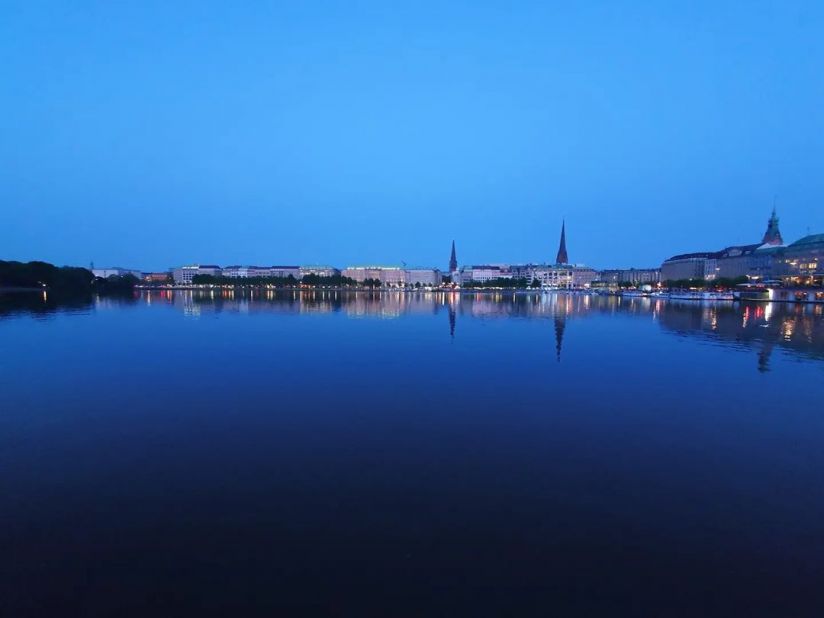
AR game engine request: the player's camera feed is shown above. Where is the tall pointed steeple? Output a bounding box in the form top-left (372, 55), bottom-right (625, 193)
top-left (555, 221), bottom-right (568, 265)
top-left (762, 205), bottom-right (783, 246)
top-left (449, 240), bottom-right (458, 272)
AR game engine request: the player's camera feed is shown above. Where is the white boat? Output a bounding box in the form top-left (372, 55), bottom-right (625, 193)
top-left (703, 291), bottom-right (734, 301)
top-left (668, 291), bottom-right (704, 301)
top-left (667, 291), bottom-right (734, 301)
top-left (621, 290), bottom-right (650, 298)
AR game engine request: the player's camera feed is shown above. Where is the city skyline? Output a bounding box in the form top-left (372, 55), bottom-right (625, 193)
top-left (93, 221), bottom-right (604, 275)
top-left (90, 207), bottom-right (811, 276)
top-left (3, 2), bottom-right (824, 270)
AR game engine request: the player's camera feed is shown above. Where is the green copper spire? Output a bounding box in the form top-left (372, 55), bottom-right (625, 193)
top-left (762, 206), bottom-right (783, 246)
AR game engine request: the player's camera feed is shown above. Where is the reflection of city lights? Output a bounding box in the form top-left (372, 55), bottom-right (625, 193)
top-left (121, 290), bottom-right (824, 368)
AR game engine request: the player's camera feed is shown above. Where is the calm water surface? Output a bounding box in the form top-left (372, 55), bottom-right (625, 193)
top-left (2, 290), bottom-right (824, 617)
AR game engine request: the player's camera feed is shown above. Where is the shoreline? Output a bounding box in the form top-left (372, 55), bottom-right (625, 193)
top-left (132, 286), bottom-right (824, 304)
top-left (135, 285), bottom-right (584, 294)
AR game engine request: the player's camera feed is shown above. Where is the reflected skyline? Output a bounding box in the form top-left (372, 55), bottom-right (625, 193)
top-left (144, 290), bottom-right (824, 369)
top-left (4, 286), bottom-right (824, 615)
top-left (4, 289), bottom-right (823, 372)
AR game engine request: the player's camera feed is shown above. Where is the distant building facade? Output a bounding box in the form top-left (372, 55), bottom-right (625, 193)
top-left (92, 267), bottom-right (143, 279)
top-left (221, 266), bottom-right (246, 278)
top-left (661, 208), bottom-right (788, 283)
top-left (659, 208), bottom-right (824, 286)
top-left (172, 265), bottom-right (222, 284)
top-left (599, 268), bottom-right (661, 285)
top-left (458, 263), bottom-right (597, 288)
top-left (142, 272), bottom-right (171, 283)
top-left (571, 267), bottom-right (598, 287)
top-left (661, 252), bottom-right (718, 282)
top-left (714, 244), bottom-right (779, 280)
top-left (269, 266), bottom-right (301, 279)
top-left (459, 265), bottom-right (513, 284)
top-left (300, 266), bottom-right (340, 278)
top-left (774, 234), bottom-right (824, 285)
top-left (404, 268), bottom-right (441, 286)
top-left (342, 267), bottom-right (405, 286)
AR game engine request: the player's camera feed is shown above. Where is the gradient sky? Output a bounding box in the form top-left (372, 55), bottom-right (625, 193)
top-left (2, 1), bottom-right (823, 271)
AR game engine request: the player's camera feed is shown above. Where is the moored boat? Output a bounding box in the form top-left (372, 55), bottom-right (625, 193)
top-left (666, 290), bottom-right (734, 301)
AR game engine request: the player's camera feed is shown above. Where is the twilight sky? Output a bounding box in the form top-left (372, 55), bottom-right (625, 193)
top-left (2, 1), bottom-right (823, 271)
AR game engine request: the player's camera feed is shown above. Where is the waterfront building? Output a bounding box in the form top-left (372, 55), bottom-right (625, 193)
top-left (342, 266), bottom-right (406, 286)
top-left (571, 267), bottom-right (598, 287)
top-left (142, 272), bottom-right (171, 283)
top-left (404, 268), bottom-right (442, 287)
top-left (713, 211), bottom-right (787, 280)
top-left (268, 266), bottom-right (301, 279)
top-left (219, 265), bottom-right (309, 279)
top-left (172, 265), bottom-right (222, 284)
top-left (299, 265), bottom-right (340, 278)
top-left (510, 264), bottom-right (567, 287)
top-left (222, 266), bottom-right (250, 278)
top-left (532, 265), bottom-right (571, 287)
top-left (714, 244), bottom-right (781, 280)
top-left (661, 252), bottom-right (718, 282)
top-left (517, 264), bottom-right (597, 289)
top-left (509, 264), bottom-right (537, 282)
top-left (661, 208), bottom-right (788, 283)
top-left (458, 263), bottom-right (595, 288)
top-left (459, 264), bottom-right (513, 284)
top-left (599, 268), bottom-right (661, 286)
top-left (247, 266), bottom-right (273, 278)
top-left (92, 267), bottom-right (143, 279)
top-left (774, 234), bottom-right (824, 286)
top-left (221, 266), bottom-right (268, 278)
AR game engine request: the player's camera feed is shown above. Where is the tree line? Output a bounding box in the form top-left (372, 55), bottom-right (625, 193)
top-left (0, 260), bottom-right (140, 294)
top-left (0, 260), bottom-right (95, 291)
top-left (192, 274), bottom-right (362, 287)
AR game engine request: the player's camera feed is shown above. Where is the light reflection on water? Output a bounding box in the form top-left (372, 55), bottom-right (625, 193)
top-left (133, 289), bottom-right (824, 369)
top-left (4, 289), bottom-right (824, 370)
top-left (2, 288), bottom-right (824, 615)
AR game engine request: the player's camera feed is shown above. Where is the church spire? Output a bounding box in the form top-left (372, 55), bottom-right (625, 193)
top-left (555, 221), bottom-right (568, 265)
top-left (449, 240), bottom-right (458, 272)
top-left (762, 205), bottom-right (783, 246)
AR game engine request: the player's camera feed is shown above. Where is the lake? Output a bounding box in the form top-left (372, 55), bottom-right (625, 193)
top-left (2, 289), bottom-right (824, 616)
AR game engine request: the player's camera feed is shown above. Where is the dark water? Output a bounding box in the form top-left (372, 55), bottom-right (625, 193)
top-left (2, 290), bottom-right (824, 617)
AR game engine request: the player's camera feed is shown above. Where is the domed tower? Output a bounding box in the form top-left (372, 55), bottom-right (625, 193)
top-left (762, 207), bottom-right (783, 246)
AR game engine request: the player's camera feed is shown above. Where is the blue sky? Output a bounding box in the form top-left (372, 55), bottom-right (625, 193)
top-left (2, 1), bottom-right (823, 270)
